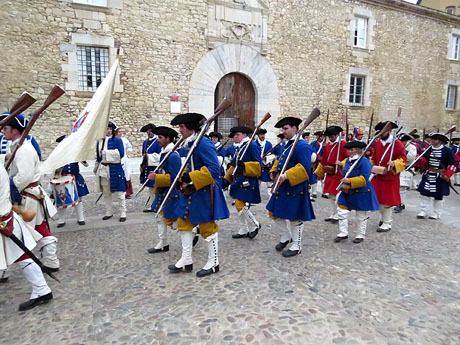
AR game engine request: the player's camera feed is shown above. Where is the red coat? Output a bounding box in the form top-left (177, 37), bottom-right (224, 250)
top-left (371, 139), bottom-right (407, 206)
top-left (321, 140), bottom-right (348, 195)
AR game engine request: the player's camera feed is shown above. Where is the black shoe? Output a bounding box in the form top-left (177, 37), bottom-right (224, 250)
top-left (168, 264), bottom-right (193, 273)
top-left (353, 238), bottom-right (364, 243)
top-left (193, 234), bottom-right (199, 247)
top-left (247, 224), bottom-right (261, 239)
top-left (310, 198), bottom-right (315, 202)
top-left (119, 217), bottom-right (126, 222)
top-left (0, 277), bottom-right (8, 283)
top-left (325, 218), bottom-right (338, 223)
top-left (321, 194), bottom-right (329, 199)
top-left (18, 292), bottom-right (53, 311)
top-left (77, 221), bottom-right (85, 226)
top-left (232, 233), bottom-right (248, 239)
top-left (57, 222), bottom-right (65, 228)
top-left (102, 215), bottom-right (113, 220)
top-left (334, 236), bottom-right (348, 242)
top-left (393, 204), bottom-right (404, 213)
top-left (376, 227), bottom-right (391, 233)
top-left (282, 249), bottom-right (301, 257)
top-left (275, 241), bottom-right (289, 251)
top-left (312, 194), bottom-right (318, 199)
top-left (143, 209), bottom-right (154, 213)
top-left (43, 266), bottom-right (59, 273)
top-left (147, 245), bottom-right (169, 254)
top-left (196, 265), bottom-right (219, 277)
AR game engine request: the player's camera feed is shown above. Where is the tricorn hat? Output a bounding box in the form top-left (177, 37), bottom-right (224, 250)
top-left (1, 112), bottom-right (27, 132)
top-left (256, 128), bottom-right (267, 135)
top-left (230, 126), bottom-right (252, 135)
top-left (412, 134), bottom-right (420, 139)
top-left (324, 126), bottom-right (343, 136)
top-left (375, 121), bottom-right (398, 131)
top-left (428, 132), bottom-right (449, 143)
top-left (398, 133), bottom-right (413, 142)
top-left (313, 130), bottom-right (323, 136)
top-left (107, 121), bottom-right (117, 131)
top-left (171, 113), bottom-right (206, 126)
top-left (450, 137), bottom-right (460, 141)
top-left (274, 117), bottom-right (302, 128)
top-left (152, 126), bottom-right (178, 141)
top-left (302, 132), bottom-right (310, 138)
top-left (344, 140), bottom-right (367, 149)
top-left (140, 123), bottom-right (156, 132)
top-left (209, 131), bottom-right (223, 140)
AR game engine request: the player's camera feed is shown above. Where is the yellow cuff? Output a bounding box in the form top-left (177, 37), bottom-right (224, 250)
top-left (349, 176), bottom-right (367, 189)
top-left (338, 204), bottom-right (348, 210)
top-left (244, 161), bottom-right (261, 177)
top-left (189, 166), bottom-right (215, 190)
top-left (270, 160), bottom-right (279, 173)
top-left (224, 166), bottom-right (234, 183)
top-left (155, 174), bottom-right (171, 188)
top-left (314, 163), bottom-right (325, 179)
top-left (392, 158), bottom-right (406, 174)
top-left (341, 158), bottom-right (347, 168)
top-left (285, 163), bottom-right (309, 186)
top-left (370, 159), bottom-right (375, 165)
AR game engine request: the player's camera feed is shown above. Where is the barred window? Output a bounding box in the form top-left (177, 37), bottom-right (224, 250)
top-left (446, 6), bottom-right (455, 15)
top-left (76, 46), bottom-right (109, 91)
top-left (446, 85), bottom-right (457, 110)
top-left (349, 75), bottom-right (365, 106)
top-left (73, 0), bottom-right (107, 6)
top-left (449, 35), bottom-right (460, 60)
top-left (353, 16), bottom-right (367, 48)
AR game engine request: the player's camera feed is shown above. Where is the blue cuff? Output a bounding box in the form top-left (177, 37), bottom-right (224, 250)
top-left (9, 178), bottom-right (22, 204)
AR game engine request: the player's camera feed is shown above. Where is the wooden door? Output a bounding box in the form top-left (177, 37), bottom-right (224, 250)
top-left (214, 73), bottom-right (255, 139)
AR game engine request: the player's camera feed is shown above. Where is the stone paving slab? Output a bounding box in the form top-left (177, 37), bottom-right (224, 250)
top-left (1, 175), bottom-right (460, 345)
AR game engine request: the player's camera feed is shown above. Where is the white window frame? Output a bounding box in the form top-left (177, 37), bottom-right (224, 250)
top-left (446, 6), bottom-right (455, 15)
top-left (349, 75), bottom-right (365, 106)
top-left (353, 16), bottom-right (368, 48)
top-left (446, 85), bottom-right (458, 110)
top-left (73, 0), bottom-right (107, 6)
top-left (449, 34), bottom-right (460, 60)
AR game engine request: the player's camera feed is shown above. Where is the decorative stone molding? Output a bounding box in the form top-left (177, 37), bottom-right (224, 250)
top-left (189, 44), bottom-right (280, 141)
top-left (206, 0), bottom-right (269, 55)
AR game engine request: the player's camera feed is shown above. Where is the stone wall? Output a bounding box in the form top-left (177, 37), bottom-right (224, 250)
top-left (1, 0), bottom-right (460, 157)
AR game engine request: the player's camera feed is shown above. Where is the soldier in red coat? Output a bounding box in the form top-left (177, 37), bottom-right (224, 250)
top-left (371, 121), bottom-right (407, 232)
top-left (315, 126), bottom-right (348, 222)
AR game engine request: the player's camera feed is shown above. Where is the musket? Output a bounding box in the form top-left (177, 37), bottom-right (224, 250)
top-left (155, 98), bottom-right (232, 216)
top-left (0, 92), bottom-right (37, 130)
top-left (367, 110), bottom-right (374, 144)
top-left (271, 108), bottom-right (321, 194)
top-left (405, 125), bottom-right (457, 171)
top-left (325, 109), bottom-right (329, 131)
top-left (232, 112), bottom-right (271, 177)
top-left (134, 136), bottom-right (186, 198)
top-left (336, 121), bottom-right (393, 192)
top-left (263, 141), bottom-right (281, 159)
top-left (5, 85), bottom-right (65, 170)
top-left (345, 108), bottom-right (349, 142)
top-left (334, 131), bottom-right (343, 174)
top-left (95, 192), bottom-right (103, 205)
top-left (216, 139), bottom-right (229, 153)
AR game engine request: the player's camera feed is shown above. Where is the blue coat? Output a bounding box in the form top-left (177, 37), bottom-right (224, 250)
top-left (140, 137), bottom-right (162, 187)
top-left (255, 140), bottom-right (273, 182)
top-left (273, 141), bottom-right (285, 157)
top-left (266, 139), bottom-right (315, 221)
top-left (0, 134), bottom-right (41, 160)
top-left (229, 140), bottom-right (262, 204)
top-left (150, 150), bottom-right (183, 219)
top-left (337, 157), bottom-right (380, 211)
top-left (61, 162), bottom-right (89, 198)
top-left (180, 137), bottom-right (229, 224)
top-left (96, 137), bottom-right (127, 192)
top-left (308, 142), bottom-right (319, 185)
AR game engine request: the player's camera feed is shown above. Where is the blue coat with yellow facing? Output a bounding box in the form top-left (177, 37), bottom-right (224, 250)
top-left (337, 156), bottom-right (380, 211)
top-left (266, 138), bottom-right (315, 221)
top-left (225, 138), bottom-right (262, 204)
top-left (149, 146), bottom-right (183, 220)
top-left (180, 136), bottom-right (229, 225)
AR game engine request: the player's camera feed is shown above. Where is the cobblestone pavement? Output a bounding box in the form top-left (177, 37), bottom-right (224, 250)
top-left (1, 173), bottom-right (460, 345)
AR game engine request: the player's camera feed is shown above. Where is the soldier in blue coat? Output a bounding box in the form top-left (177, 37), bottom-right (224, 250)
top-left (450, 137), bottom-right (460, 185)
top-left (168, 113), bottom-right (229, 277)
top-left (334, 140), bottom-right (380, 243)
top-left (209, 131), bottom-right (226, 188)
top-left (224, 126), bottom-right (262, 239)
top-left (146, 126), bottom-right (183, 254)
top-left (255, 128), bottom-right (274, 197)
top-left (140, 123), bottom-right (162, 212)
top-left (54, 135), bottom-right (89, 228)
top-left (95, 122), bottom-right (127, 222)
top-left (266, 117), bottom-right (315, 257)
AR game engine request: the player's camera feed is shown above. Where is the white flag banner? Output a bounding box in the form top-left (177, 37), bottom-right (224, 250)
top-left (40, 58), bottom-right (120, 174)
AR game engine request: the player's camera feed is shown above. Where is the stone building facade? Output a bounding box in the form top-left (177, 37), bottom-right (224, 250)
top-left (418, 0), bottom-right (460, 15)
top-left (1, 0), bottom-right (460, 156)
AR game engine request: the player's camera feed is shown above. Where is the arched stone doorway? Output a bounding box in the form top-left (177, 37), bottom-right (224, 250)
top-left (188, 44), bottom-right (281, 142)
top-left (214, 72), bottom-right (255, 138)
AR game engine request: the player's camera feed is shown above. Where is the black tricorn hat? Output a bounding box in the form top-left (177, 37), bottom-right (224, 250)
top-left (140, 123), bottom-right (156, 132)
top-left (171, 113), bottom-right (206, 126)
top-left (302, 132), bottom-right (310, 138)
top-left (274, 117), bottom-right (302, 128)
top-left (209, 131), bottom-right (223, 140)
top-left (450, 137), bottom-right (460, 141)
top-left (56, 135), bottom-right (66, 143)
top-left (344, 140), bottom-right (367, 149)
top-left (108, 121), bottom-right (117, 131)
top-left (314, 130), bottom-right (323, 136)
top-left (375, 121), bottom-right (398, 131)
top-left (428, 132), bottom-right (449, 142)
top-left (1, 112), bottom-right (27, 132)
top-left (152, 126), bottom-right (178, 141)
top-left (257, 128), bottom-right (267, 135)
top-left (230, 126), bottom-right (252, 134)
top-left (398, 133), bottom-right (413, 142)
top-left (412, 134), bottom-right (420, 139)
top-left (324, 126), bottom-right (343, 136)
